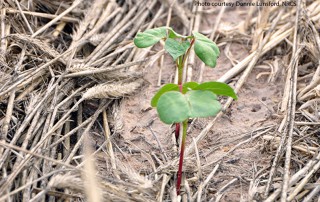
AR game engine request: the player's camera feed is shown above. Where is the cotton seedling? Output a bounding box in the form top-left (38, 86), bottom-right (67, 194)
top-left (134, 27), bottom-right (237, 195)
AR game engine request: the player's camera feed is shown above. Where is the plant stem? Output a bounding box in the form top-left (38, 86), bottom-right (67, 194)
top-left (174, 38), bottom-right (194, 142)
top-left (175, 55), bottom-right (184, 144)
top-left (175, 123), bottom-right (180, 143)
top-left (182, 38), bottom-right (195, 68)
top-left (177, 55), bottom-right (184, 85)
top-left (176, 119), bottom-right (188, 195)
top-left (175, 39), bottom-right (195, 195)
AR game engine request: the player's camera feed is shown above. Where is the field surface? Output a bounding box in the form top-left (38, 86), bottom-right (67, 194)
top-left (0, 0), bottom-right (320, 201)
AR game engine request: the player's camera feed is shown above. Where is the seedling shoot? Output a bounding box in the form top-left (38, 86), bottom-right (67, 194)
top-left (134, 27), bottom-right (237, 195)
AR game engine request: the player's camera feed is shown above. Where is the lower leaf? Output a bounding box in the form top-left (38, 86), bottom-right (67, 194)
top-left (157, 91), bottom-right (189, 124)
top-left (186, 90), bottom-right (221, 118)
top-left (156, 90), bottom-right (221, 124)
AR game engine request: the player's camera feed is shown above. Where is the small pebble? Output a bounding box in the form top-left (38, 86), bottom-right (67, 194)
top-left (251, 104), bottom-right (261, 112)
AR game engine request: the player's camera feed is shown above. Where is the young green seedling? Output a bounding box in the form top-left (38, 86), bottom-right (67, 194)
top-left (134, 27), bottom-right (237, 195)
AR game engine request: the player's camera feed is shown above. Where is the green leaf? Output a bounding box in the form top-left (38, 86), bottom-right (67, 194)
top-left (164, 38), bottom-right (190, 61)
top-left (134, 27), bottom-right (167, 48)
top-left (168, 28), bottom-right (185, 39)
top-left (182, 82), bottom-right (199, 93)
top-left (194, 82), bottom-right (238, 100)
top-left (157, 91), bottom-right (189, 124)
top-left (167, 27), bottom-right (193, 39)
top-left (193, 31), bottom-right (220, 67)
top-left (186, 90), bottom-right (221, 118)
top-left (151, 82), bottom-right (199, 107)
top-left (156, 90), bottom-right (221, 124)
top-left (151, 84), bottom-right (179, 107)
top-left (168, 28), bottom-right (182, 38)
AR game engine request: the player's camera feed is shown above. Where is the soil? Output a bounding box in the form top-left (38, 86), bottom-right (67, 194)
top-left (3, 0), bottom-right (320, 201)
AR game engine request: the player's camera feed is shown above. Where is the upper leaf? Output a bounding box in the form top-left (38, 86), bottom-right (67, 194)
top-left (157, 91), bottom-right (189, 124)
top-left (194, 82), bottom-right (238, 100)
top-left (165, 38), bottom-right (190, 61)
top-left (134, 27), bottom-right (167, 48)
top-left (168, 28), bottom-right (184, 38)
top-left (167, 28), bottom-right (189, 39)
top-left (151, 83), bottom-right (179, 107)
top-left (193, 31), bottom-right (220, 67)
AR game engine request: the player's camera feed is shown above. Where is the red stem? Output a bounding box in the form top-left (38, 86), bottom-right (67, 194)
top-left (175, 123), bottom-right (180, 142)
top-left (176, 120), bottom-right (187, 195)
top-left (175, 84), bottom-right (183, 143)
